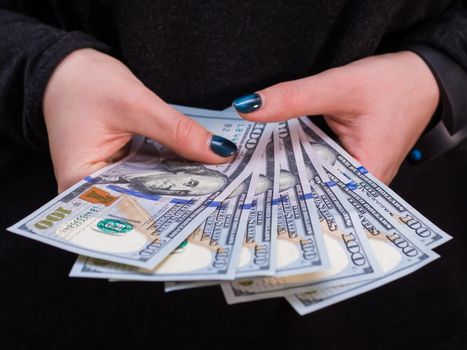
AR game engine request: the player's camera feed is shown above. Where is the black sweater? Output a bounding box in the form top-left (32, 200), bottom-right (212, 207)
top-left (1, 0), bottom-right (466, 155)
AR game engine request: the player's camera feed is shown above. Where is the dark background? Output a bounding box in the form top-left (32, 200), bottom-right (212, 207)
top-left (1, 135), bottom-right (466, 350)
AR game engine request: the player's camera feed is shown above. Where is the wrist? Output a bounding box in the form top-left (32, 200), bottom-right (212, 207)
top-left (405, 45), bottom-right (467, 162)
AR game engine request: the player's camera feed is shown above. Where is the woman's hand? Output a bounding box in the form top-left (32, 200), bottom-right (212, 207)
top-left (233, 51), bottom-right (440, 184)
top-left (44, 49), bottom-right (236, 192)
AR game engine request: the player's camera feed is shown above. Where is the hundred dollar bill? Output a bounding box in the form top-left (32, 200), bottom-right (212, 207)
top-left (74, 136), bottom-right (278, 281)
top-left (70, 171), bottom-right (258, 280)
top-left (236, 138), bottom-right (278, 278)
top-left (72, 138), bottom-right (279, 280)
top-left (298, 117), bottom-right (451, 248)
top-left (69, 108), bottom-right (277, 281)
top-left (286, 284), bottom-right (358, 315)
top-left (284, 127), bottom-right (440, 316)
top-left (273, 122), bottom-right (330, 277)
top-left (9, 106), bottom-right (274, 269)
top-left (220, 121), bottom-right (382, 304)
top-left (164, 281), bottom-right (218, 292)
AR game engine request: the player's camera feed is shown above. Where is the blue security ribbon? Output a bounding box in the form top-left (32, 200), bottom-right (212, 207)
top-left (84, 176), bottom-right (98, 184)
top-left (170, 198), bottom-right (196, 205)
top-left (106, 185), bottom-right (162, 201)
top-left (299, 193), bottom-right (313, 200)
top-left (357, 166), bottom-right (368, 174)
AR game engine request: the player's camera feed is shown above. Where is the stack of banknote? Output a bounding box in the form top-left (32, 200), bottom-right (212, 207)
top-left (8, 105), bottom-right (451, 316)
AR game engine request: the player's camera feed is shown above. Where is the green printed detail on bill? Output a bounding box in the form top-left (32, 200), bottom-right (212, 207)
top-left (172, 240), bottom-right (189, 253)
top-left (97, 219), bottom-right (134, 235)
top-left (177, 240), bottom-right (188, 249)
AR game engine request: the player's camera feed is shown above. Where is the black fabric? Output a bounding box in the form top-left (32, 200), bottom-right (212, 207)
top-left (408, 44), bottom-right (467, 162)
top-left (1, 1), bottom-right (467, 348)
top-left (1, 0), bottom-right (467, 148)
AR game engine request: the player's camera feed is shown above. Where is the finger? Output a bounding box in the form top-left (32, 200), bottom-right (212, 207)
top-left (121, 92), bottom-right (237, 164)
top-left (232, 68), bottom-right (359, 122)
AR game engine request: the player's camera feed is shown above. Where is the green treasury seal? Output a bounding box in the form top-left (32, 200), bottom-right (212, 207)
top-left (97, 218), bottom-right (134, 235)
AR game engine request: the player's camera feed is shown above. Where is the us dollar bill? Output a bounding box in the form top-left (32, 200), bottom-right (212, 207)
top-left (73, 136), bottom-right (278, 281)
top-left (9, 106), bottom-right (274, 269)
top-left (236, 137), bottom-right (279, 278)
top-left (298, 117), bottom-right (451, 248)
top-left (284, 126), bottom-right (440, 315)
top-left (273, 121), bottom-right (330, 277)
top-left (70, 171), bottom-right (259, 280)
top-left (286, 284), bottom-right (357, 315)
top-left (220, 121), bottom-right (382, 304)
top-left (164, 281), bottom-right (219, 292)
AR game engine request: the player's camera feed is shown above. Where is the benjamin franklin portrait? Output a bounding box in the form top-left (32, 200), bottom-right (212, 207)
top-left (100, 160), bottom-right (229, 197)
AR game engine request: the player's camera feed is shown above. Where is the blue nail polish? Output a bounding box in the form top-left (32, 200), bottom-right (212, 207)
top-left (232, 93), bottom-right (262, 113)
top-left (210, 135), bottom-right (237, 157)
top-left (410, 148), bottom-right (422, 161)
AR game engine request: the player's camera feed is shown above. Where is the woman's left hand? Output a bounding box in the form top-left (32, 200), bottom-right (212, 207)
top-left (233, 51), bottom-right (440, 184)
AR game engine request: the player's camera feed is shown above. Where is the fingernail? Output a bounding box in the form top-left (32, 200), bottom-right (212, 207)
top-left (210, 135), bottom-right (237, 157)
top-left (232, 93), bottom-right (262, 113)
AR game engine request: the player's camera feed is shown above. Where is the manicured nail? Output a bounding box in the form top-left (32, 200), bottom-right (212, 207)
top-left (210, 135), bottom-right (237, 157)
top-left (232, 93), bottom-right (262, 113)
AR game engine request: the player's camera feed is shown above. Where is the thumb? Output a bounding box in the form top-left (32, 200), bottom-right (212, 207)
top-left (123, 94), bottom-right (237, 164)
top-left (233, 68), bottom-right (355, 122)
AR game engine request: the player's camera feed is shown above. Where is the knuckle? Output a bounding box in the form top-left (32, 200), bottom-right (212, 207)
top-left (173, 115), bottom-right (198, 146)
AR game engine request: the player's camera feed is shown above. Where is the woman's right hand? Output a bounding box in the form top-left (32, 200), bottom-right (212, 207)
top-left (43, 49), bottom-right (236, 192)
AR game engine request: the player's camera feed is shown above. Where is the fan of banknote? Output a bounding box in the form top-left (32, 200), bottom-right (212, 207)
top-left (8, 105), bottom-right (451, 316)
